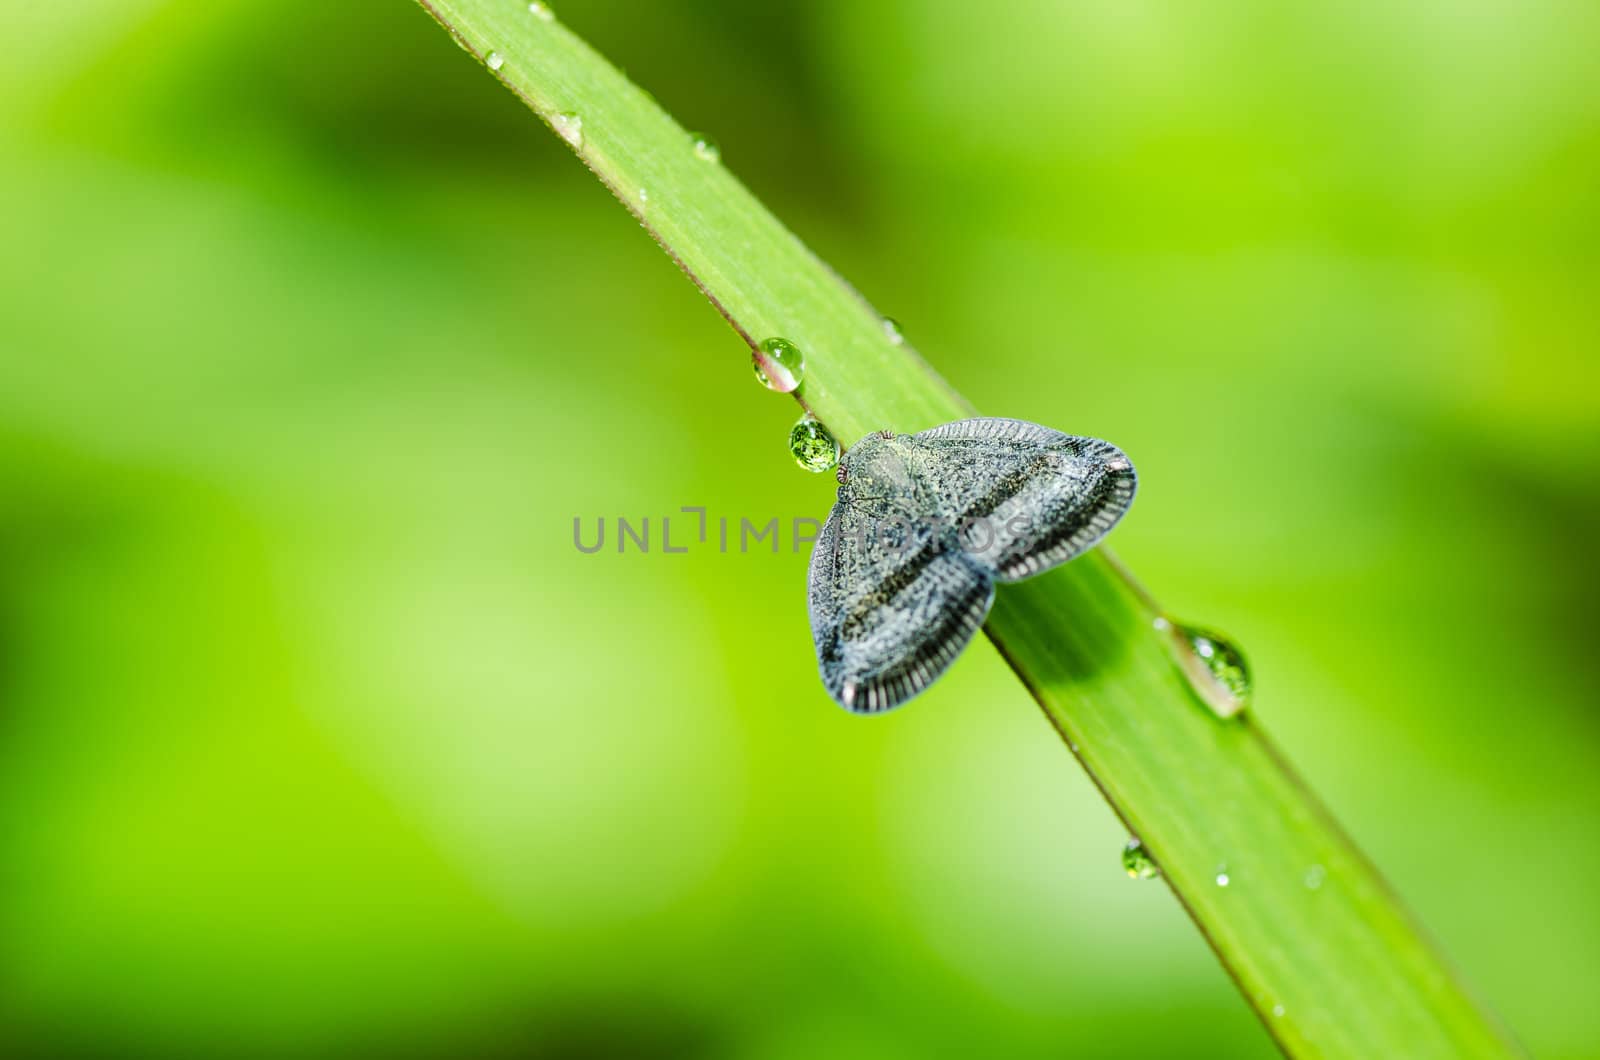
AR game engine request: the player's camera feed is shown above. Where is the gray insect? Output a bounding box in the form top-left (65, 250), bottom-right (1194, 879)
top-left (807, 418), bottom-right (1136, 713)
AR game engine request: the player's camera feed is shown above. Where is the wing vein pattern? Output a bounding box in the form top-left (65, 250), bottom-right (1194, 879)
top-left (808, 417), bottom-right (1136, 713)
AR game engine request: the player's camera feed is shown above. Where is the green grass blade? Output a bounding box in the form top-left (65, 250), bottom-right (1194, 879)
top-left (412, 4), bottom-right (1522, 1055)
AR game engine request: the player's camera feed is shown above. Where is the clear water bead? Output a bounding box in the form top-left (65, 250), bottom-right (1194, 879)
top-left (1159, 617), bottom-right (1252, 719)
top-left (1121, 838), bottom-right (1160, 880)
top-left (752, 337), bottom-right (805, 393)
top-left (555, 111), bottom-right (583, 148)
top-left (789, 416), bottom-right (841, 473)
top-left (690, 133), bottom-right (721, 163)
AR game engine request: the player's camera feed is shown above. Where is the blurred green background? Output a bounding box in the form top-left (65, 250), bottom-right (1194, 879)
top-left (2, 1), bottom-right (1597, 1056)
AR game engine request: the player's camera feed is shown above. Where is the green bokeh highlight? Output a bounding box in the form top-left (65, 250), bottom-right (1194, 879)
top-left (1, 1), bottom-right (1596, 1057)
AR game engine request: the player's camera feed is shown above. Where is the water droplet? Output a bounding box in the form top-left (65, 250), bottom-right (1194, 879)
top-left (555, 111), bottom-right (583, 148)
top-left (639, 187), bottom-right (649, 204)
top-left (1215, 865), bottom-right (1231, 887)
top-left (882, 317), bottom-right (905, 345)
top-left (1272, 1004), bottom-right (1286, 1018)
top-left (789, 416), bottom-right (841, 473)
top-left (690, 132), bottom-right (721, 163)
top-left (1304, 863), bottom-right (1326, 890)
top-left (1121, 838), bottom-right (1159, 880)
top-left (528, 1), bottom-right (554, 21)
top-left (752, 337), bottom-right (805, 393)
top-left (486, 52), bottom-right (505, 72)
top-left (1160, 617), bottom-right (1251, 719)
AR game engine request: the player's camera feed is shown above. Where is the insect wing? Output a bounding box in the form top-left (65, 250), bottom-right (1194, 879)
top-left (808, 501), bottom-right (993, 713)
top-left (910, 418), bottom-right (1136, 582)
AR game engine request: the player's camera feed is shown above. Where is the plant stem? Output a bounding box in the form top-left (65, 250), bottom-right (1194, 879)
top-left (412, 3), bottom-right (1522, 1055)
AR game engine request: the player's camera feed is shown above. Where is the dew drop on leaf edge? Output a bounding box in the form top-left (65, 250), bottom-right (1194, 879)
top-left (882, 316), bottom-right (905, 345)
top-left (1121, 838), bottom-right (1159, 880)
top-left (555, 111), bottom-right (583, 148)
top-left (1159, 616), bottom-right (1252, 719)
top-left (528, 2), bottom-right (554, 21)
top-left (752, 337), bottom-right (805, 393)
top-left (789, 416), bottom-right (840, 473)
top-left (486, 51), bottom-right (505, 71)
top-left (690, 132), bottom-right (721, 163)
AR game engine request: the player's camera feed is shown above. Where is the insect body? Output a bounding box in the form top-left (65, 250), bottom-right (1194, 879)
top-left (807, 418), bottom-right (1136, 713)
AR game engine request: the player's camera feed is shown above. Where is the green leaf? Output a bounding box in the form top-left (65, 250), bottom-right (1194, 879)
top-left (412, 3), bottom-right (1522, 1055)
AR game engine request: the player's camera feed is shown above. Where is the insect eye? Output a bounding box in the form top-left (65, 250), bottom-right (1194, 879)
top-left (835, 464), bottom-right (849, 484)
